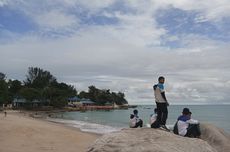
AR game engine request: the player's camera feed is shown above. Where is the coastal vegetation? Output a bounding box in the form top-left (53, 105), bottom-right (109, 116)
top-left (0, 67), bottom-right (128, 108)
top-left (78, 85), bottom-right (128, 105)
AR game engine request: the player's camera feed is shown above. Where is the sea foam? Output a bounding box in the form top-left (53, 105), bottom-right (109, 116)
top-left (47, 118), bottom-right (122, 134)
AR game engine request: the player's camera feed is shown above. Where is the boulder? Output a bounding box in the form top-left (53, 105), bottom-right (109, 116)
top-left (200, 123), bottom-right (230, 152)
top-left (88, 127), bottom-right (218, 152)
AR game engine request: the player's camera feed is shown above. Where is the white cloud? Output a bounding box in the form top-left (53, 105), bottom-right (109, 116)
top-left (152, 0), bottom-right (230, 21)
top-left (120, 0), bottom-right (230, 24)
top-left (1, 0), bottom-right (230, 104)
top-left (111, 12), bottom-right (166, 47)
top-left (34, 10), bottom-right (79, 29)
top-left (1, 28), bottom-right (230, 104)
top-left (0, 0), bottom-right (8, 7)
top-left (76, 0), bottom-right (115, 10)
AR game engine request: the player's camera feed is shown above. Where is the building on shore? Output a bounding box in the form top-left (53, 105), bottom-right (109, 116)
top-left (12, 98), bottom-right (49, 108)
top-left (80, 98), bottom-right (95, 106)
top-left (67, 96), bottom-right (132, 110)
top-left (68, 97), bottom-right (95, 107)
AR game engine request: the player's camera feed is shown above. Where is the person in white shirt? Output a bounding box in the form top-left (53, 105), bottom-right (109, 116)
top-left (150, 108), bottom-right (159, 128)
top-left (175, 108), bottom-right (201, 138)
top-left (129, 110), bottom-right (143, 128)
top-left (129, 114), bottom-right (136, 128)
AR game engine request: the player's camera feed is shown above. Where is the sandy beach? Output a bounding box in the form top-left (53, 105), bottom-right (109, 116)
top-left (0, 111), bottom-right (100, 152)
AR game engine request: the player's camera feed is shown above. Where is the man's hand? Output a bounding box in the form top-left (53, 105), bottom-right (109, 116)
top-left (166, 101), bottom-right (169, 106)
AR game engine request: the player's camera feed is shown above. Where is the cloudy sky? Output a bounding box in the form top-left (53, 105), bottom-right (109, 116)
top-left (0, 0), bottom-right (230, 105)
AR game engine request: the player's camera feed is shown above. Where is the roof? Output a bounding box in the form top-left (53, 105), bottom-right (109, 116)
top-left (105, 102), bottom-right (113, 105)
top-left (13, 98), bottom-right (48, 103)
top-left (80, 100), bottom-right (95, 104)
top-left (80, 98), bottom-right (92, 101)
top-left (68, 96), bottom-right (80, 101)
top-left (13, 99), bottom-right (26, 103)
top-left (68, 97), bottom-right (95, 104)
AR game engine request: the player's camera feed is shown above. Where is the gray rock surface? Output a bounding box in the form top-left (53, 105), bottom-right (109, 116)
top-left (200, 123), bottom-right (230, 152)
top-left (88, 126), bottom-right (221, 152)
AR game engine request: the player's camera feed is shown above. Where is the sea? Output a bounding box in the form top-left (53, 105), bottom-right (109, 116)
top-left (48, 105), bottom-right (230, 134)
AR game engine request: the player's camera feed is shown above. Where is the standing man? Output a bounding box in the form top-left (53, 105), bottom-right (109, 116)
top-left (153, 76), bottom-right (169, 130)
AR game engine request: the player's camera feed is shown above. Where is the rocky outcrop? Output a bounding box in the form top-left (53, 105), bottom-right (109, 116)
top-left (88, 127), bottom-right (220, 152)
top-left (200, 123), bottom-right (230, 152)
top-left (88, 124), bottom-right (230, 152)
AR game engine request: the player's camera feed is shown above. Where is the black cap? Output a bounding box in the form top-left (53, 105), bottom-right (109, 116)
top-left (182, 108), bottom-right (191, 115)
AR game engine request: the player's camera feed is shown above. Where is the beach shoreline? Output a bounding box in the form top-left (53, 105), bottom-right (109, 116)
top-left (1, 110), bottom-right (229, 152)
top-left (0, 110), bottom-right (100, 152)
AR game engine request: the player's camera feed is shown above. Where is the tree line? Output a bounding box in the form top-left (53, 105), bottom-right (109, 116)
top-left (79, 85), bottom-right (128, 105)
top-left (0, 67), bottom-right (128, 108)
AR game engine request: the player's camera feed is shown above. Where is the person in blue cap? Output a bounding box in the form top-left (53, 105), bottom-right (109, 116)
top-left (175, 108), bottom-right (201, 138)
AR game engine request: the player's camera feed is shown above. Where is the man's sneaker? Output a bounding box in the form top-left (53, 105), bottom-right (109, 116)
top-left (159, 125), bottom-right (170, 132)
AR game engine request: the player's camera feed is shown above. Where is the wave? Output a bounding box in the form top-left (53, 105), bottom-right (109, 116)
top-left (47, 118), bottom-right (122, 134)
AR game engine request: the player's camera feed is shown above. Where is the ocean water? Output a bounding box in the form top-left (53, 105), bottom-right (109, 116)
top-left (48, 105), bottom-right (230, 134)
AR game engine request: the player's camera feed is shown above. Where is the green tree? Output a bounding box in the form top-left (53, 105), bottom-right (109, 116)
top-left (0, 69), bottom-right (78, 108)
top-left (19, 88), bottom-right (41, 102)
top-left (42, 85), bottom-right (76, 108)
top-left (95, 89), bottom-right (110, 105)
top-left (23, 67), bottom-right (77, 108)
top-left (24, 67), bottom-right (57, 88)
top-left (114, 92), bottom-right (128, 105)
top-left (0, 80), bottom-right (9, 105)
top-left (49, 96), bottom-right (68, 108)
top-left (8, 79), bottom-right (22, 99)
top-left (53, 82), bottom-right (77, 97)
top-left (88, 85), bottom-right (99, 101)
top-left (0, 72), bottom-right (6, 80)
top-left (42, 86), bottom-right (57, 102)
top-left (78, 91), bottom-right (88, 99)
top-left (79, 85), bottom-right (128, 105)
top-left (0, 72), bottom-right (10, 105)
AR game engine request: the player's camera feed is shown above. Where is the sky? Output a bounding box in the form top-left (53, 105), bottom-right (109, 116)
top-left (0, 0), bottom-right (230, 105)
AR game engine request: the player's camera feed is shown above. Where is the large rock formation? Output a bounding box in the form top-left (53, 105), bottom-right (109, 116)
top-left (88, 124), bottom-right (230, 152)
top-left (200, 124), bottom-right (230, 152)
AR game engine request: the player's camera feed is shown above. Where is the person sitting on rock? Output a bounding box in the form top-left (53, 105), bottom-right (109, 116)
top-left (129, 109), bottom-right (143, 128)
top-left (150, 108), bottom-right (160, 128)
top-left (129, 114), bottom-right (136, 128)
top-left (175, 108), bottom-right (201, 138)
